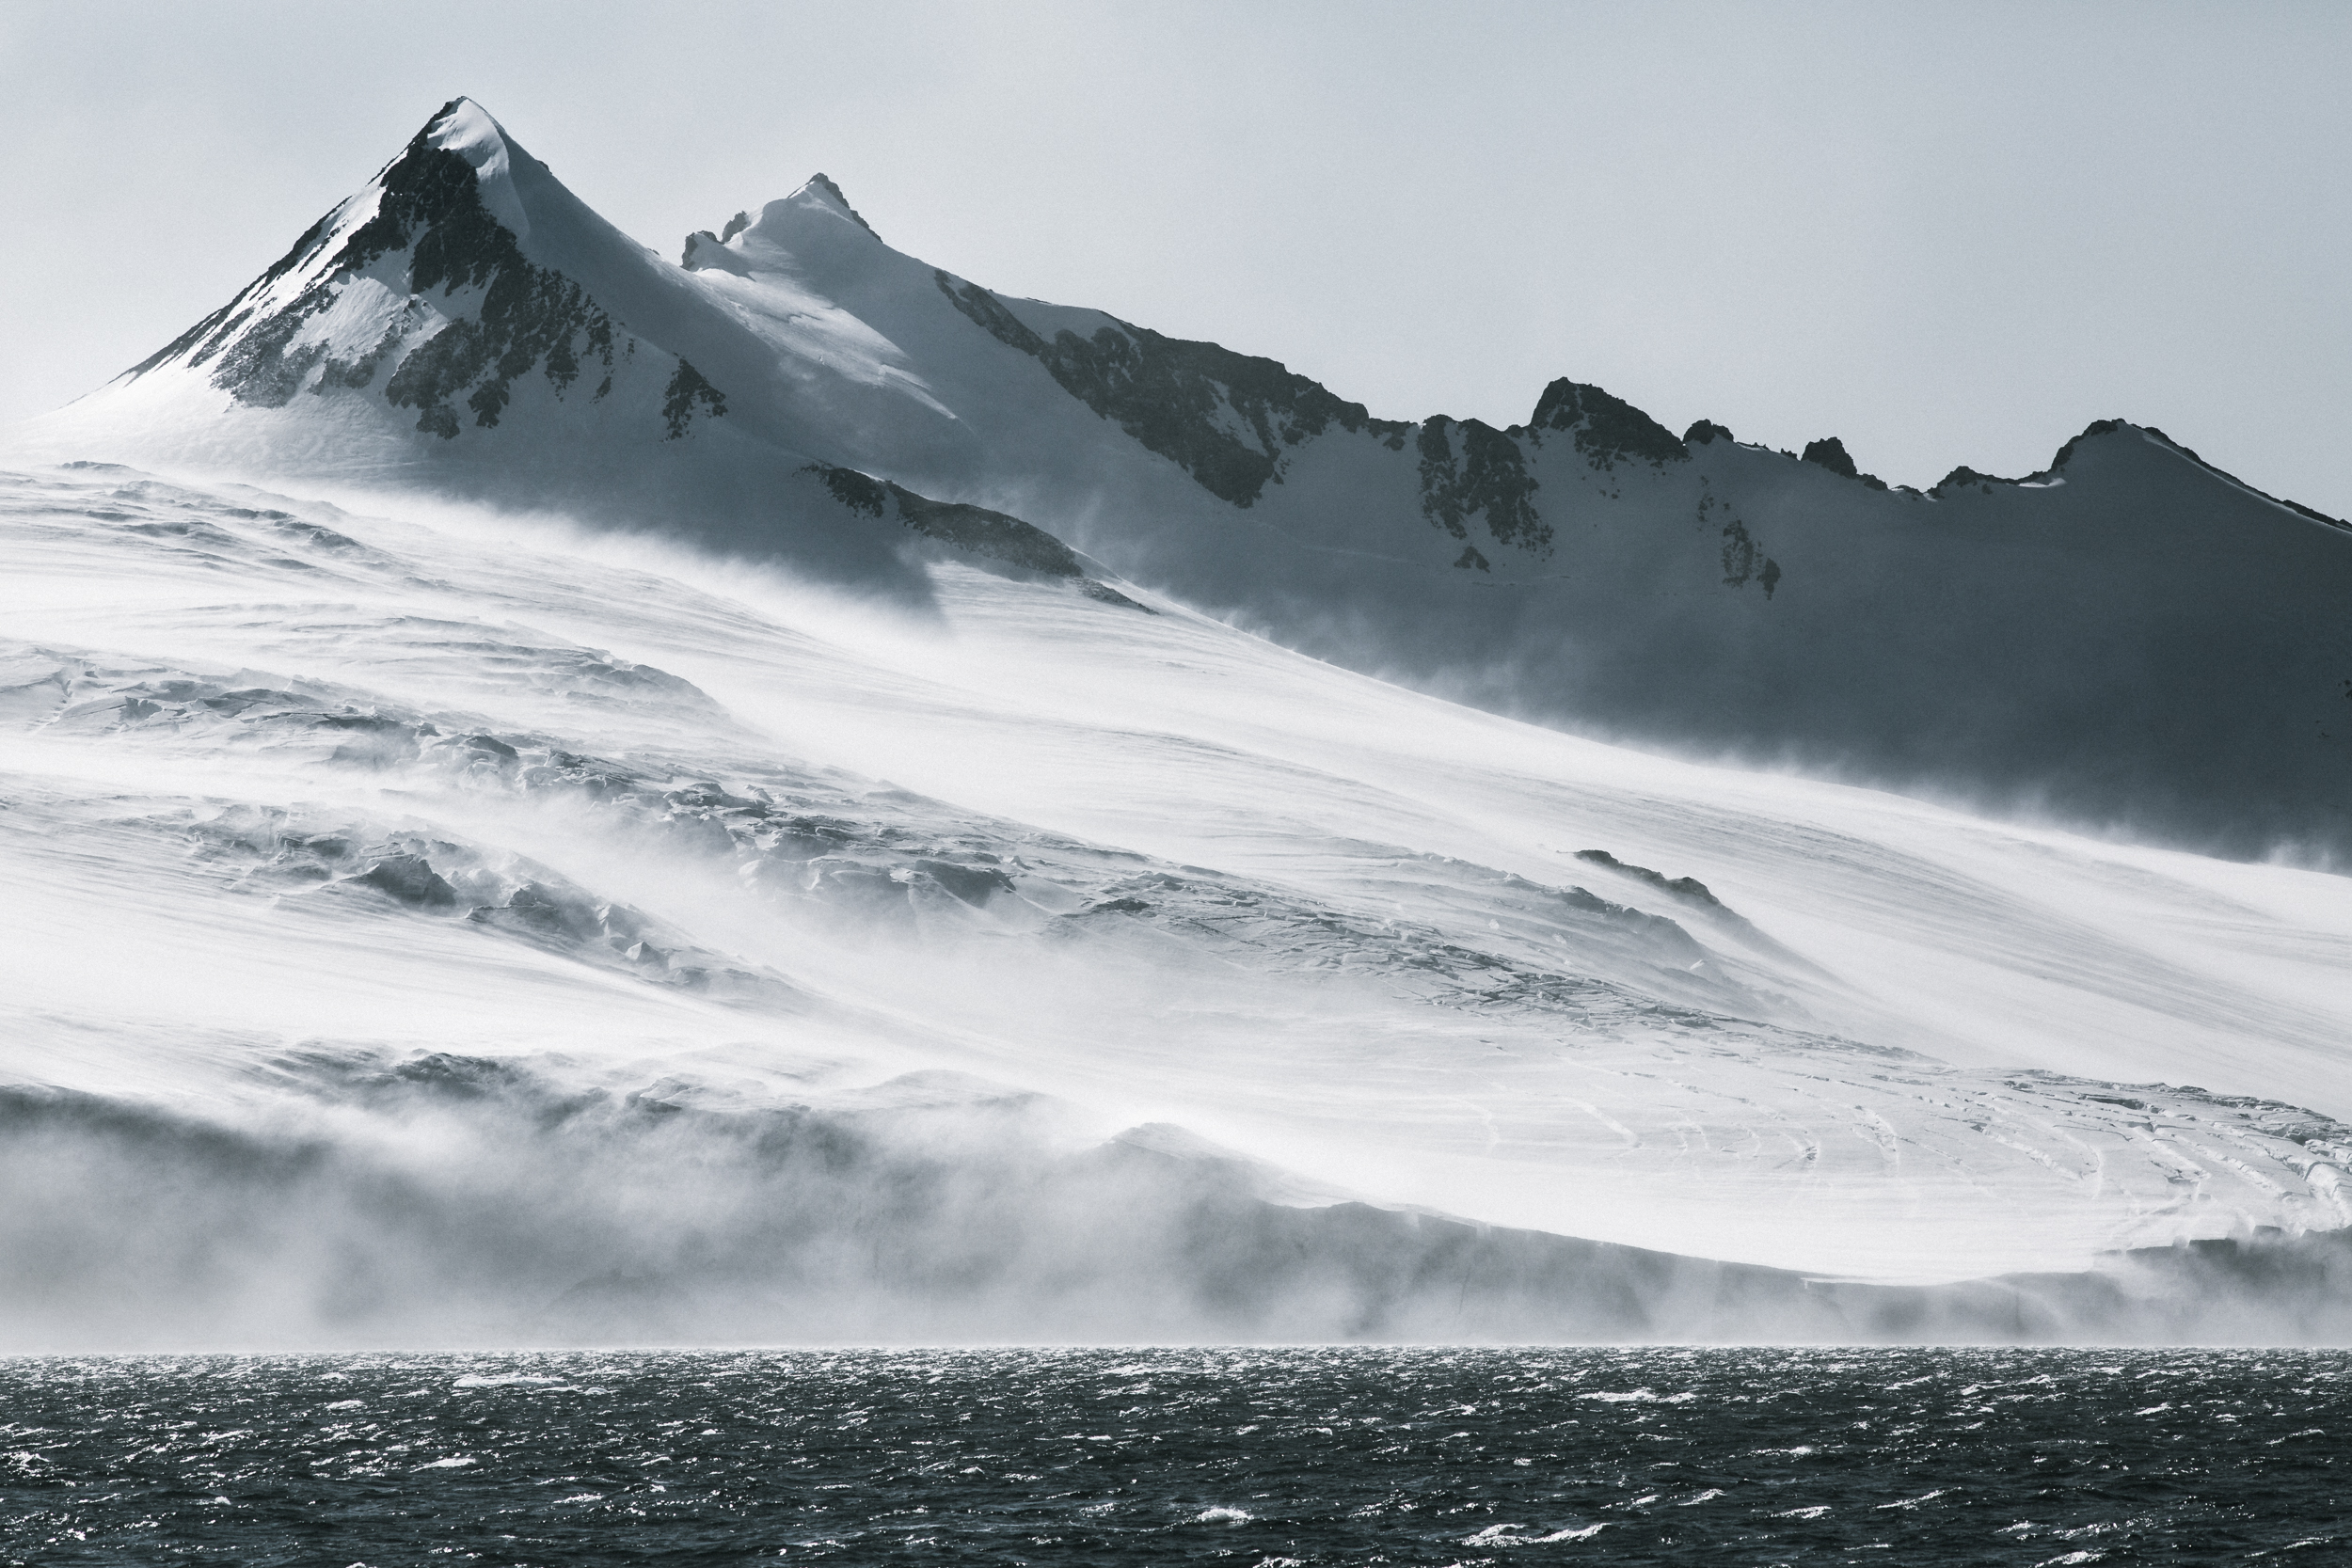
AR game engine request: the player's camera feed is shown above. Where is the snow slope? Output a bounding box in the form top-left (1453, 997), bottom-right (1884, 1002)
top-left (5, 99), bottom-right (2350, 1345)
top-left (4, 101), bottom-right (995, 594)
top-left (18, 98), bottom-right (2350, 860)
top-left (678, 178), bottom-right (2352, 864)
top-left (3, 463), bottom-right (2346, 1345)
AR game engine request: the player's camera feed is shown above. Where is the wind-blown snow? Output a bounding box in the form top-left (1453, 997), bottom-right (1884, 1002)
top-left (4, 463), bottom-right (2344, 1337)
top-left (2, 97), bottom-right (2348, 1345)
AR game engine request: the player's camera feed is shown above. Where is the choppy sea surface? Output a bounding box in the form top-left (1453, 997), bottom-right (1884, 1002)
top-left (0, 1348), bottom-right (2343, 1565)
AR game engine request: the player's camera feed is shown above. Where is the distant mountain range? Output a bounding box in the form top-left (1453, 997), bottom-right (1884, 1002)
top-left (19, 97), bottom-right (2349, 861)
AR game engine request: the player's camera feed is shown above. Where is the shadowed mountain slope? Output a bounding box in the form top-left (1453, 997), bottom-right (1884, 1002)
top-left (19, 96), bottom-right (2349, 858)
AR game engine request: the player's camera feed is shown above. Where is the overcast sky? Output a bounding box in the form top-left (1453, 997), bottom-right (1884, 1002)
top-left (5, 0), bottom-right (2346, 513)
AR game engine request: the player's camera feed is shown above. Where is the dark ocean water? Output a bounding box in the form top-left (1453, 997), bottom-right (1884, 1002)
top-left (0, 1348), bottom-right (2343, 1566)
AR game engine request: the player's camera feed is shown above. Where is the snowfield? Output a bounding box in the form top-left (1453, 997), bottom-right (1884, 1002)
top-left (4, 97), bottom-right (2348, 1346)
top-left (2, 463), bottom-right (2346, 1344)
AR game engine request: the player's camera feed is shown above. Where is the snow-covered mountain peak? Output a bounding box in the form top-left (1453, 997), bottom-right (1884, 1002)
top-left (420, 96), bottom-right (510, 171)
top-left (684, 175), bottom-right (891, 278)
top-left (14, 97), bottom-right (2352, 863)
top-left (414, 96), bottom-right (530, 237)
top-left (801, 172), bottom-right (880, 236)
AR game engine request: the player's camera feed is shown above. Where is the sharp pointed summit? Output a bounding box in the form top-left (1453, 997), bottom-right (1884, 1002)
top-left (803, 172), bottom-right (880, 236)
top-left (680, 174), bottom-right (882, 273)
top-left (9, 98), bottom-right (1106, 592)
top-left (407, 96), bottom-right (531, 234)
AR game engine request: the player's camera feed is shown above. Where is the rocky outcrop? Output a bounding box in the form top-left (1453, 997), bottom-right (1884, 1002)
top-left (934, 271), bottom-right (1407, 506)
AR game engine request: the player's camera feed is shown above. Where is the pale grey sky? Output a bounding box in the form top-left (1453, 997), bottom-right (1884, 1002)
top-left (5, 0), bottom-right (2346, 514)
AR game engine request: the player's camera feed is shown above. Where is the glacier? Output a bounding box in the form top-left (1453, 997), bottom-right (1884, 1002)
top-left (3, 99), bottom-right (2349, 1347)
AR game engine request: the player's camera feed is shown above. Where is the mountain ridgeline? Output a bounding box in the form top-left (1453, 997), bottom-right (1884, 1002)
top-left (25, 97), bottom-right (2352, 863)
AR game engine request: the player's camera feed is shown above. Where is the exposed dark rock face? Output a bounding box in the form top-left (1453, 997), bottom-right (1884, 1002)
top-left (1416, 422), bottom-right (1469, 540)
top-left (2048, 418), bottom-right (2129, 473)
top-left (1930, 422), bottom-right (2346, 532)
top-left (356, 108), bottom-right (624, 436)
top-left (1574, 849), bottom-right (1825, 974)
top-left (1698, 481), bottom-right (1779, 597)
top-left (802, 462), bottom-right (1148, 610)
top-left (808, 174), bottom-right (879, 238)
top-left (660, 359), bottom-right (726, 439)
top-left (1527, 379), bottom-right (1689, 470)
top-left (1575, 849), bottom-right (1723, 911)
top-left (137, 100), bottom-right (670, 443)
top-left (1802, 436), bottom-right (1859, 478)
top-left (1683, 420), bottom-right (1736, 446)
top-left (1458, 422), bottom-right (1544, 550)
top-left (1416, 419), bottom-right (1549, 556)
top-left (890, 487), bottom-right (1088, 577)
top-left (348, 851), bottom-right (459, 909)
top-left (205, 310), bottom-right (327, 408)
top-left (915, 858), bottom-right (1016, 908)
top-left (1931, 465), bottom-right (2022, 496)
top-left (1802, 436), bottom-right (1889, 491)
top-left (934, 271), bottom-right (1407, 506)
top-left (1720, 515), bottom-right (1763, 591)
top-left (123, 209), bottom-right (350, 384)
top-left (810, 464), bottom-right (891, 518)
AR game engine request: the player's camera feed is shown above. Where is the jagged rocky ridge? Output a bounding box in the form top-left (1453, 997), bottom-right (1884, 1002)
top-left (150, 107), bottom-right (660, 439)
top-left (22, 96), bottom-right (2350, 857)
top-left (31, 102), bottom-right (1135, 602)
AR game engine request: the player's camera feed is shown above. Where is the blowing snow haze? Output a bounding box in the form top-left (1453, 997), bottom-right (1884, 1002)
top-left (2, 99), bottom-right (2348, 1348)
